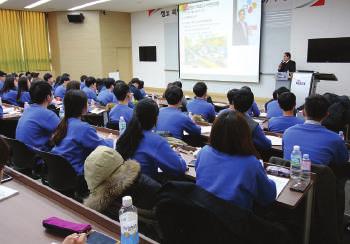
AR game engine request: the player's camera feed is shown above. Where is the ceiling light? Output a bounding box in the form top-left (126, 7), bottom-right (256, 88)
top-left (0, 0), bottom-right (8, 5)
top-left (24, 0), bottom-right (52, 9)
top-left (68, 0), bottom-right (111, 11)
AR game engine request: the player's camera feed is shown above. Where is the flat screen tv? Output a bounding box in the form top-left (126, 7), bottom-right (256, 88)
top-left (139, 46), bottom-right (157, 62)
top-left (307, 37), bottom-right (350, 63)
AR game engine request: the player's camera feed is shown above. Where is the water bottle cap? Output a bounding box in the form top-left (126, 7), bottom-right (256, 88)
top-left (293, 145), bottom-right (300, 151)
top-left (302, 154), bottom-right (310, 160)
top-left (339, 131), bottom-right (344, 135)
top-left (120, 116), bottom-right (124, 120)
top-left (122, 196), bottom-right (132, 207)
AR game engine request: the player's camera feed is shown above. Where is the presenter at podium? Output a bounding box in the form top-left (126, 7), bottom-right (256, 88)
top-left (278, 52), bottom-right (296, 73)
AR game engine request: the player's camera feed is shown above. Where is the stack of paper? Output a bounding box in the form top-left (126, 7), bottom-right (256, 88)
top-left (0, 185), bottom-right (18, 201)
top-left (268, 175), bottom-right (289, 198)
top-left (3, 107), bottom-right (15, 114)
top-left (200, 126), bottom-right (212, 134)
top-left (266, 135), bottom-right (283, 146)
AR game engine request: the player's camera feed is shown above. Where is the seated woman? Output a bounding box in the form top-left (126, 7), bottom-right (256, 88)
top-left (195, 110), bottom-right (276, 210)
top-left (116, 98), bottom-right (187, 180)
top-left (1, 75), bottom-right (17, 101)
top-left (13, 76), bottom-right (31, 106)
top-left (51, 90), bottom-right (113, 176)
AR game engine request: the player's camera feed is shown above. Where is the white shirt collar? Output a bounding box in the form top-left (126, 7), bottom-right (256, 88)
top-left (305, 120), bottom-right (321, 125)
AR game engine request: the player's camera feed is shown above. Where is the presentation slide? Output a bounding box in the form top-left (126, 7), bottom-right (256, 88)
top-left (179, 0), bottom-right (261, 83)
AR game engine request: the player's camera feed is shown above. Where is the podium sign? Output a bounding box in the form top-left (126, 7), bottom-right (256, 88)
top-left (276, 72), bottom-right (289, 81)
top-left (290, 72), bottom-right (313, 108)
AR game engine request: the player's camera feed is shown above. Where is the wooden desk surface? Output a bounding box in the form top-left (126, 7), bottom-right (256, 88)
top-left (1, 103), bottom-right (22, 120)
top-left (1, 167), bottom-right (157, 244)
top-left (95, 126), bottom-right (119, 141)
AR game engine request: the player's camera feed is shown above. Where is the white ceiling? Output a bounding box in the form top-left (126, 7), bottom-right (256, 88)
top-left (0, 0), bottom-right (198, 12)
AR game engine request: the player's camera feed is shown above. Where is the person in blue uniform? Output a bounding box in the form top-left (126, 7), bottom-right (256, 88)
top-left (80, 75), bottom-right (87, 90)
top-left (241, 86), bottom-right (260, 117)
top-left (266, 87), bottom-right (290, 118)
top-left (97, 78), bottom-right (117, 106)
top-left (1, 75), bottom-right (17, 100)
top-left (1, 76), bottom-right (30, 106)
top-left (54, 75), bottom-right (70, 99)
top-left (187, 82), bottom-right (216, 123)
top-left (0, 70), bottom-right (6, 92)
top-left (196, 110), bottom-right (276, 210)
top-left (156, 85), bottom-right (201, 139)
top-left (116, 98), bottom-right (187, 179)
top-left (82, 76), bottom-right (97, 102)
top-left (220, 88), bottom-right (271, 151)
top-left (283, 95), bottom-right (348, 165)
top-left (16, 81), bottom-right (60, 151)
top-left (268, 92), bottom-right (303, 133)
top-left (109, 82), bottom-right (134, 124)
top-left (128, 78), bottom-right (145, 101)
top-left (43, 73), bottom-right (54, 87)
top-left (51, 90), bottom-right (113, 176)
top-left (0, 104), bottom-right (3, 118)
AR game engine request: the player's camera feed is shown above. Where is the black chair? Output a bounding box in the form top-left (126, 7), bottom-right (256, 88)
top-left (35, 150), bottom-right (84, 200)
top-left (106, 121), bottom-right (119, 130)
top-left (2, 136), bottom-right (38, 178)
top-left (0, 119), bottom-right (19, 139)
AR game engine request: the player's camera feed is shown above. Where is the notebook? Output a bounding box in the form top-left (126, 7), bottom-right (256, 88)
top-left (267, 175), bottom-right (289, 198)
top-left (0, 185), bottom-right (19, 201)
top-left (266, 135), bottom-right (283, 146)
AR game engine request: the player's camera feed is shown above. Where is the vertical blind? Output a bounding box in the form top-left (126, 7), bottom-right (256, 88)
top-left (0, 9), bottom-right (50, 72)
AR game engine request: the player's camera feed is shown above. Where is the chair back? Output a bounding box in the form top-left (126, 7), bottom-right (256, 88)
top-left (106, 121), bottom-right (119, 130)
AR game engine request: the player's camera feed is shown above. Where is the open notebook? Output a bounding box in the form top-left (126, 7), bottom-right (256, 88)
top-left (0, 185), bottom-right (18, 201)
top-left (267, 175), bottom-right (289, 198)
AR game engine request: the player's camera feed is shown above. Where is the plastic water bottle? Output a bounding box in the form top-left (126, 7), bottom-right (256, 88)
top-left (0, 97), bottom-right (2, 106)
top-left (24, 102), bottom-right (30, 110)
top-left (339, 131), bottom-right (345, 141)
top-left (119, 196), bottom-right (139, 244)
top-left (59, 107), bottom-right (64, 119)
top-left (300, 154), bottom-right (311, 184)
top-left (290, 145), bottom-right (302, 180)
top-left (119, 116), bottom-right (127, 135)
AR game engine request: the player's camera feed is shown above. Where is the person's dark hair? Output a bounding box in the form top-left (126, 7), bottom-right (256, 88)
top-left (1, 75), bottom-right (16, 93)
top-left (0, 70), bottom-right (7, 77)
top-left (164, 85), bottom-right (183, 105)
top-left (210, 110), bottom-right (258, 156)
top-left (66, 81), bottom-right (81, 92)
top-left (193, 82), bottom-right (207, 97)
top-left (25, 71), bottom-right (31, 76)
top-left (29, 81), bottom-right (52, 104)
top-left (19, 73), bottom-right (24, 78)
top-left (129, 77), bottom-right (142, 86)
top-left (113, 81), bottom-right (130, 101)
top-left (304, 94), bottom-right (330, 121)
top-left (139, 80), bottom-right (144, 89)
top-left (231, 88), bottom-right (254, 113)
top-left (272, 86), bottom-right (290, 100)
top-left (85, 77), bottom-right (96, 88)
top-left (104, 78), bottom-right (115, 89)
top-left (241, 86), bottom-right (252, 93)
top-left (52, 90), bottom-right (88, 145)
top-left (16, 76), bottom-right (29, 101)
top-left (116, 98), bottom-right (159, 160)
top-left (60, 75), bottom-right (70, 84)
top-left (80, 75), bottom-right (87, 83)
top-left (278, 92), bottom-right (296, 111)
top-left (62, 73), bottom-right (70, 78)
top-left (284, 52), bottom-right (291, 58)
top-left (172, 81), bottom-right (183, 89)
top-left (227, 88), bottom-right (239, 104)
top-left (31, 72), bottom-right (39, 78)
top-left (0, 137), bottom-right (10, 170)
top-left (11, 72), bottom-right (18, 78)
top-left (96, 78), bottom-right (103, 90)
top-left (43, 73), bottom-right (52, 82)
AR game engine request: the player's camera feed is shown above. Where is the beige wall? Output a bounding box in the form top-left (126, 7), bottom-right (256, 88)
top-left (48, 11), bottom-right (131, 81)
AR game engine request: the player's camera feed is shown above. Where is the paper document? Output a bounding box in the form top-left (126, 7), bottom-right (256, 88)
top-left (3, 107), bottom-right (15, 114)
top-left (260, 112), bottom-right (267, 118)
top-left (0, 185), bottom-right (18, 201)
top-left (201, 126), bottom-right (212, 134)
top-left (90, 108), bottom-right (105, 114)
top-left (266, 135), bottom-right (282, 146)
top-left (268, 175), bottom-right (289, 198)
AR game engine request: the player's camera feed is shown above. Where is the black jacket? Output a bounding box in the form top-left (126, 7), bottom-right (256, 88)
top-left (278, 60), bottom-right (296, 72)
top-left (155, 181), bottom-right (291, 244)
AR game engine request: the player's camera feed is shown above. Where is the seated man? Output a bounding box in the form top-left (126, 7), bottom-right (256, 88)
top-left (268, 92), bottom-right (304, 133)
top-left (266, 87), bottom-right (290, 118)
top-left (187, 82), bottom-right (216, 123)
top-left (241, 86), bottom-right (260, 117)
top-left (54, 75), bottom-right (70, 99)
top-left (129, 78), bottom-right (144, 101)
top-left (97, 78), bottom-right (117, 106)
top-left (16, 81), bottom-right (60, 151)
top-left (109, 82), bottom-right (134, 124)
top-left (156, 86), bottom-right (201, 140)
top-left (220, 88), bottom-right (272, 151)
top-left (82, 76), bottom-right (97, 101)
top-left (283, 95), bottom-right (348, 165)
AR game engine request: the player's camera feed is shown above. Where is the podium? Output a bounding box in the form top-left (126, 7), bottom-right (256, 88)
top-left (275, 72), bottom-right (292, 90)
top-left (290, 71), bottom-right (337, 108)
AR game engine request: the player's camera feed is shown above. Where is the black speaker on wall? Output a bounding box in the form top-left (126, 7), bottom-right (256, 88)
top-left (67, 13), bottom-right (85, 23)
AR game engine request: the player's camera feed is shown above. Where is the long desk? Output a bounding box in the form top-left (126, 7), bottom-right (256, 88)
top-left (1, 103), bottom-right (23, 120)
top-left (0, 167), bottom-right (157, 244)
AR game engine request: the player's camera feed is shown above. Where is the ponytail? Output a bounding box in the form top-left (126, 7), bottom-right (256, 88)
top-left (51, 117), bottom-right (69, 145)
top-left (116, 115), bottom-right (144, 160)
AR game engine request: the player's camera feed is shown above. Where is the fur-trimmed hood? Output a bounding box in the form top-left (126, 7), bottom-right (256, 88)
top-left (84, 146), bottom-right (141, 212)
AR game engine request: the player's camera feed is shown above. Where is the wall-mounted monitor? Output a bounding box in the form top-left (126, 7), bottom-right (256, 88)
top-left (139, 46), bottom-right (157, 62)
top-left (307, 37), bottom-right (350, 63)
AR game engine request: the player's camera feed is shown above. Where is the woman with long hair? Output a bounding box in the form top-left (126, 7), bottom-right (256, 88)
top-left (116, 98), bottom-right (186, 179)
top-left (1, 75), bottom-right (17, 100)
top-left (195, 110), bottom-right (276, 210)
top-left (51, 90), bottom-right (113, 176)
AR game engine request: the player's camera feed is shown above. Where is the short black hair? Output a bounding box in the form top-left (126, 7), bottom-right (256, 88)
top-left (60, 75), bottom-right (70, 83)
top-left (172, 81), bottom-right (183, 89)
top-left (0, 70), bottom-right (7, 77)
top-left (304, 94), bottom-right (330, 121)
top-left (284, 52), bottom-right (291, 58)
top-left (62, 73), bottom-right (70, 77)
top-left (274, 86), bottom-right (290, 100)
top-left (139, 80), bottom-right (144, 89)
top-left (66, 81), bottom-right (81, 92)
top-left (193, 82), bottom-right (207, 97)
top-left (103, 78), bottom-right (115, 89)
top-left (278, 92), bottom-right (296, 111)
top-left (43, 73), bottom-right (52, 82)
top-left (164, 86), bottom-right (183, 105)
top-left (241, 86), bottom-right (252, 93)
top-left (85, 77), bottom-right (96, 87)
top-left (227, 88), bottom-right (239, 104)
top-left (80, 75), bottom-right (87, 82)
top-left (113, 82), bottom-right (130, 101)
top-left (30, 81), bottom-right (52, 104)
top-left (231, 89), bottom-right (254, 113)
top-left (130, 77), bottom-right (142, 86)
